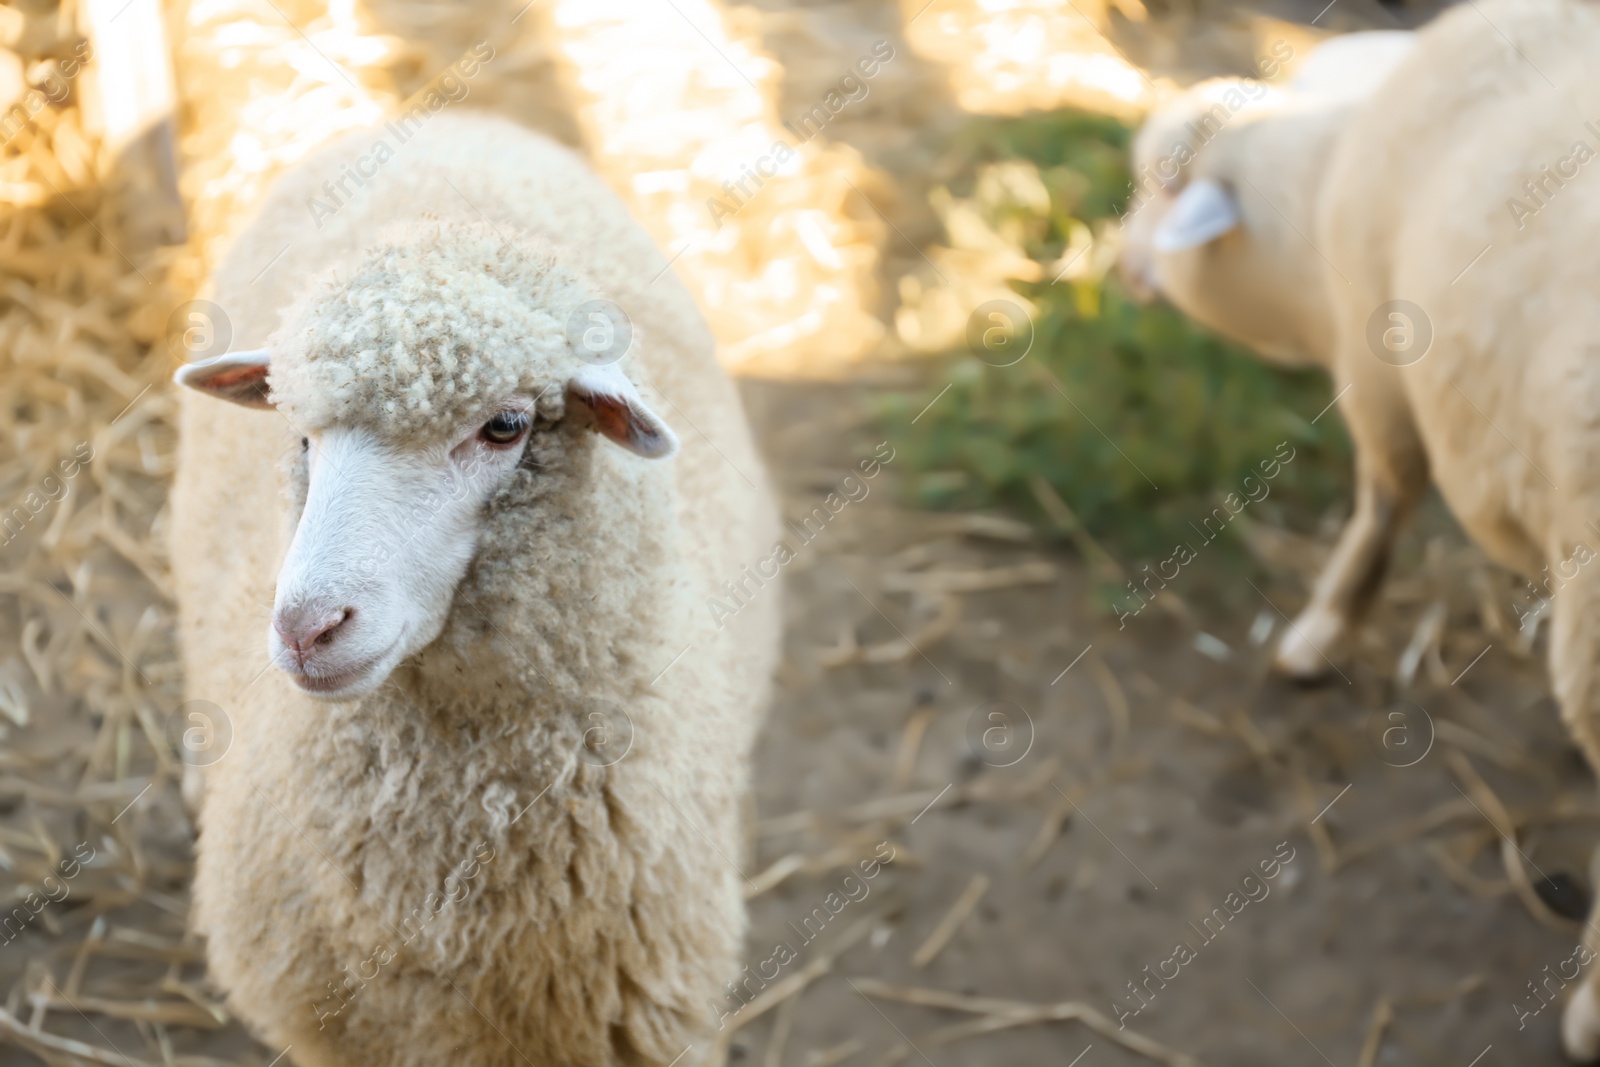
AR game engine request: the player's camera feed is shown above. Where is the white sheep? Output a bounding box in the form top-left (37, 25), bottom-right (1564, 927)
top-left (1133, 5), bottom-right (1600, 1054)
top-left (1119, 31), bottom-right (1414, 372)
top-left (168, 111), bottom-right (782, 1066)
top-left (1313, 6), bottom-right (1600, 1053)
top-left (1117, 30), bottom-right (1414, 675)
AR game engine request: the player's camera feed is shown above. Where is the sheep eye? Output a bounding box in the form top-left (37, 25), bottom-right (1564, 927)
top-left (480, 411), bottom-right (531, 446)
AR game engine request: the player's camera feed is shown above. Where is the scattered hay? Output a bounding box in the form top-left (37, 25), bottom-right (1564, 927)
top-left (0, 0), bottom-right (403, 1062)
top-left (880, 561), bottom-right (1057, 595)
top-left (817, 591), bottom-right (962, 668)
top-left (0, 3), bottom-right (211, 1064)
top-left (804, 1038), bottom-right (864, 1067)
top-left (1355, 975), bottom-right (1484, 1067)
top-left (889, 695), bottom-right (936, 792)
top-left (1292, 760), bottom-right (1342, 874)
top-left (1447, 748), bottom-right (1577, 932)
top-left (909, 873), bottom-right (988, 967)
top-left (723, 913), bottom-right (885, 1037)
top-left (764, 990), bottom-right (803, 1067)
top-left (1424, 838), bottom-right (1511, 900)
top-left (850, 978), bottom-right (1204, 1067)
top-left (747, 831), bottom-right (898, 899)
top-left (1335, 798), bottom-right (1480, 871)
top-left (1020, 782), bottom-right (1078, 870)
top-left (1086, 648), bottom-right (1130, 753)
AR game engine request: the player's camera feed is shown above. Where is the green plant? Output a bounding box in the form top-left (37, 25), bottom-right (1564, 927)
top-left (883, 111), bottom-right (1351, 568)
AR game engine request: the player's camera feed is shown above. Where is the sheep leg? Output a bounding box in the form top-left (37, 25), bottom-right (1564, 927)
top-left (1554, 571), bottom-right (1600, 1060)
top-left (1274, 453), bottom-right (1421, 679)
top-left (1567, 930), bottom-right (1600, 1061)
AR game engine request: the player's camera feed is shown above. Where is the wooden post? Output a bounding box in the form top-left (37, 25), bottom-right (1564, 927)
top-left (83, 0), bottom-right (185, 245)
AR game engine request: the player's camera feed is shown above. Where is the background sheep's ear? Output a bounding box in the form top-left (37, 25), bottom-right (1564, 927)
top-left (566, 364), bottom-right (680, 460)
top-left (1152, 179), bottom-right (1240, 252)
top-left (173, 349), bottom-right (274, 409)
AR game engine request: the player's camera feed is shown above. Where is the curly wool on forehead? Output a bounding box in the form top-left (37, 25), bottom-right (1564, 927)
top-left (266, 221), bottom-right (598, 444)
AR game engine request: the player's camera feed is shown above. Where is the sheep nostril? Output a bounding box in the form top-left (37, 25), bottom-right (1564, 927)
top-left (313, 610), bottom-right (351, 645)
top-left (275, 607), bottom-right (354, 655)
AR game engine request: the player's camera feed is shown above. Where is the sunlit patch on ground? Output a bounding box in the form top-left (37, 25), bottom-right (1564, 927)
top-left (169, 0), bottom-right (402, 277)
top-left (900, 0), bottom-right (1170, 121)
top-left (543, 0), bottom-right (885, 374)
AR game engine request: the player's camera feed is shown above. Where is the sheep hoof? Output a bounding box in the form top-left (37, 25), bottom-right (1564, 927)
top-left (1564, 982), bottom-right (1600, 1062)
top-left (1271, 608), bottom-right (1345, 681)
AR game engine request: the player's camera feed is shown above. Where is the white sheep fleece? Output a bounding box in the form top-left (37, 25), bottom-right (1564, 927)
top-left (1137, 1), bottom-right (1600, 1053)
top-left (1315, 7), bottom-right (1600, 1045)
top-left (1123, 53), bottom-right (1401, 369)
top-left (169, 112), bottom-right (781, 1067)
top-left (1315, 0), bottom-right (1600, 673)
top-left (1118, 30), bottom-right (1423, 685)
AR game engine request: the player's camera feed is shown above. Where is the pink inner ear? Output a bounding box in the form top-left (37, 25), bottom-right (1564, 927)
top-left (206, 365), bottom-right (269, 391)
top-left (586, 392), bottom-right (638, 445)
top-left (566, 370), bottom-right (678, 458)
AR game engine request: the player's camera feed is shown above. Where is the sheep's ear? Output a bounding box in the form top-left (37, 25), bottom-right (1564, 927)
top-left (1153, 179), bottom-right (1240, 252)
top-left (566, 364), bottom-right (680, 460)
top-left (173, 349), bottom-right (274, 409)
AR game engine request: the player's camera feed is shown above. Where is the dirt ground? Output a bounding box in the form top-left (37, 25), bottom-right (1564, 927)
top-left (729, 375), bottom-right (1597, 1067)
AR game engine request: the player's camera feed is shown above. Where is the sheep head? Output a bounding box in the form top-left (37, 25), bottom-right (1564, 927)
top-left (1117, 78), bottom-right (1272, 304)
top-left (173, 224), bottom-right (678, 701)
top-left (1119, 33), bottom-right (1415, 369)
top-left (1119, 78), bottom-right (1355, 370)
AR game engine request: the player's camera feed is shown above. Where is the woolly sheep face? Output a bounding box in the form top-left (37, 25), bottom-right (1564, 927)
top-left (1118, 98), bottom-right (1245, 303)
top-left (174, 349), bottom-right (678, 701)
